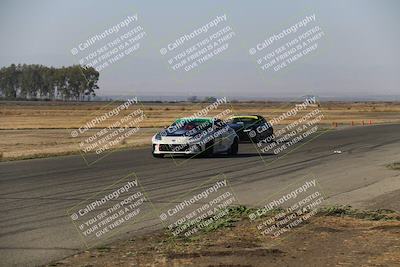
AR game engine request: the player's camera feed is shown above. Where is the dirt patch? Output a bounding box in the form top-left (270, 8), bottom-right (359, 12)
top-left (46, 208), bottom-right (400, 267)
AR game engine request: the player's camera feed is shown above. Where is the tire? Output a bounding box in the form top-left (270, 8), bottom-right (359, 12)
top-left (250, 136), bottom-right (261, 143)
top-left (228, 138), bottom-right (239, 155)
top-left (265, 130), bottom-right (275, 143)
top-left (200, 140), bottom-right (214, 157)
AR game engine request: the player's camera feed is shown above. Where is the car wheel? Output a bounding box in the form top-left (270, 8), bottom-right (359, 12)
top-left (201, 140), bottom-right (214, 157)
top-left (250, 136), bottom-right (260, 143)
top-left (228, 138), bottom-right (239, 155)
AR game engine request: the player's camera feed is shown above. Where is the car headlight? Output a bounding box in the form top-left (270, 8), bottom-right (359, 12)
top-left (154, 133), bottom-right (162, 140)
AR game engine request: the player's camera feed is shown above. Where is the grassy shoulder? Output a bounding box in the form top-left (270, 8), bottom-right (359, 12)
top-left (0, 128), bottom-right (154, 162)
top-left (387, 162), bottom-right (400, 171)
top-left (47, 206), bottom-right (400, 267)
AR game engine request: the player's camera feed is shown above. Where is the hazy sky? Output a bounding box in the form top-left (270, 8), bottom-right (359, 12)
top-left (0, 0), bottom-right (399, 99)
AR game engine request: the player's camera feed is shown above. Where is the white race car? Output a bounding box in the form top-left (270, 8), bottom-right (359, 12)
top-left (152, 117), bottom-right (239, 158)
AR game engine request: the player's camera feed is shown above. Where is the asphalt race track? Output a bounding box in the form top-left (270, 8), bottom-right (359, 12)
top-left (1, 124), bottom-right (400, 267)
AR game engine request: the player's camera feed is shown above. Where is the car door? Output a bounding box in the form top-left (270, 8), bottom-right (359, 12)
top-left (214, 119), bottom-right (232, 152)
top-left (211, 119), bottom-right (225, 152)
top-left (253, 118), bottom-right (265, 139)
top-left (255, 117), bottom-right (273, 141)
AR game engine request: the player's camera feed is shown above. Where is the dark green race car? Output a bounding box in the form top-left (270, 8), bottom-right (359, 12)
top-left (227, 115), bottom-right (274, 143)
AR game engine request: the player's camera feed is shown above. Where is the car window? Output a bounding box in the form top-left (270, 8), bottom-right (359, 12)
top-left (214, 119), bottom-right (225, 128)
top-left (229, 118), bottom-right (259, 128)
top-left (169, 119), bottom-right (212, 133)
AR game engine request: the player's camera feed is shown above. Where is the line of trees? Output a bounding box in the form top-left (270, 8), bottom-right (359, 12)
top-left (187, 96), bottom-right (218, 103)
top-left (0, 64), bottom-right (100, 101)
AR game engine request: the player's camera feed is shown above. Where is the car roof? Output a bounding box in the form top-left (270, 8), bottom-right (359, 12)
top-left (174, 117), bottom-right (214, 123)
top-left (230, 115), bottom-right (260, 120)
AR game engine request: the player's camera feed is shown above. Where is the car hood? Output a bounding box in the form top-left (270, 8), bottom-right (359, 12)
top-left (162, 127), bottom-right (212, 137)
top-left (163, 129), bottom-right (192, 136)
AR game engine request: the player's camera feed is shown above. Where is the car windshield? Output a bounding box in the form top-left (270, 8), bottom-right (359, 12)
top-left (167, 119), bottom-right (213, 135)
top-left (228, 117), bottom-right (259, 128)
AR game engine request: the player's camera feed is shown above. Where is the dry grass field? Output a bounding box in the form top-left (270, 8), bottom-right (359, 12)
top-left (1, 101), bottom-right (400, 161)
top-left (47, 207), bottom-right (400, 267)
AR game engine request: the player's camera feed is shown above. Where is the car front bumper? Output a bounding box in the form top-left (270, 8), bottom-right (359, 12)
top-left (152, 143), bottom-right (203, 154)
